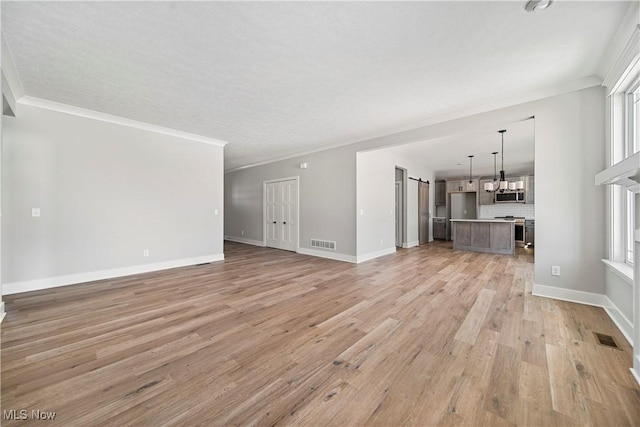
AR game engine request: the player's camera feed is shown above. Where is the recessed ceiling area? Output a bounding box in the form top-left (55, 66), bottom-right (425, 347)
top-left (1, 1), bottom-right (630, 170)
top-left (383, 119), bottom-right (535, 180)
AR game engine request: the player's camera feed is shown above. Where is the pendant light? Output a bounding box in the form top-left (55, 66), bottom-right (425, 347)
top-left (496, 130), bottom-right (523, 193)
top-left (484, 151), bottom-right (499, 192)
top-left (466, 155), bottom-right (474, 191)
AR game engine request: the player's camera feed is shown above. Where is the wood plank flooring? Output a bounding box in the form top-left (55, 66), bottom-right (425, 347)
top-left (1, 241), bottom-right (639, 426)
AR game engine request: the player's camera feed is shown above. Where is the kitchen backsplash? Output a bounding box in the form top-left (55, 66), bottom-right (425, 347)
top-left (479, 204), bottom-right (535, 219)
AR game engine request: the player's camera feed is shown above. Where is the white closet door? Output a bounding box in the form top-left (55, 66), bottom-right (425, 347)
top-left (265, 182), bottom-right (280, 249)
top-left (265, 178), bottom-right (298, 251)
top-left (280, 179), bottom-right (298, 251)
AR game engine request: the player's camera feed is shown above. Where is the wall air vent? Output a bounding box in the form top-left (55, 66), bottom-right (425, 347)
top-left (311, 239), bottom-right (336, 251)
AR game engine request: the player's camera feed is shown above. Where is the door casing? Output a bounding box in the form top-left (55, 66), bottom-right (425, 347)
top-left (263, 176), bottom-right (300, 252)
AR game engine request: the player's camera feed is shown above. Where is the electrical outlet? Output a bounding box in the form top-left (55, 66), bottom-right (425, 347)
top-left (551, 265), bottom-right (560, 276)
top-left (214, 209), bottom-right (219, 216)
top-left (380, 239), bottom-right (384, 245)
top-left (360, 209), bottom-right (365, 216)
top-left (32, 208), bottom-right (41, 217)
top-left (143, 249), bottom-right (149, 257)
top-left (241, 230), bottom-right (244, 235)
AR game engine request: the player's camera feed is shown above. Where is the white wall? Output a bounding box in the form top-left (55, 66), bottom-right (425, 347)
top-left (224, 141), bottom-right (433, 263)
top-left (356, 150), bottom-right (395, 258)
top-left (356, 149), bottom-right (434, 258)
top-left (534, 88), bottom-right (605, 294)
top-left (352, 86), bottom-right (606, 295)
top-left (2, 104), bottom-right (225, 294)
top-left (604, 269), bottom-right (633, 342)
top-left (226, 85), bottom-right (605, 299)
top-left (225, 145), bottom-right (357, 259)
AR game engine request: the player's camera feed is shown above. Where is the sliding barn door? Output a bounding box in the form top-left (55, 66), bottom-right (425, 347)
top-left (419, 181), bottom-right (430, 245)
top-left (265, 179), bottom-right (298, 251)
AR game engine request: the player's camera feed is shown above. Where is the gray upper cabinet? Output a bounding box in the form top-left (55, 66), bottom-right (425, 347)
top-left (447, 179), bottom-right (478, 193)
top-left (435, 181), bottom-right (446, 206)
top-left (525, 175), bottom-right (534, 204)
top-left (446, 180), bottom-right (462, 192)
top-left (478, 179), bottom-right (495, 205)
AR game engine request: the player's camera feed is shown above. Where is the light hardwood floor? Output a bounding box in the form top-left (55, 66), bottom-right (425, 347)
top-left (1, 241), bottom-right (639, 426)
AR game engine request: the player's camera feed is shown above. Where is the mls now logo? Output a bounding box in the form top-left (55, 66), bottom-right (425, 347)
top-left (3, 410), bottom-right (28, 420)
top-left (3, 409), bottom-right (56, 420)
top-left (31, 410), bottom-right (57, 420)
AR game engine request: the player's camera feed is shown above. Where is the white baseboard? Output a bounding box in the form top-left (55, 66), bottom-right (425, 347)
top-left (357, 247), bottom-right (397, 264)
top-left (602, 296), bottom-right (634, 346)
top-left (631, 368), bottom-right (640, 387)
top-left (532, 283), bottom-right (606, 307)
top-left (3, 254), bottom-right (225, 295)
top-left (224, 236), bottom-right (265, 247)
top-left (297, 247), bottom-right (357, 263)
top-left (533, 283), bottom-right (634, 347)
top-left (0, 301), bottom-right (5, 323)
top-left (402, 240), bottom-right (419, 249)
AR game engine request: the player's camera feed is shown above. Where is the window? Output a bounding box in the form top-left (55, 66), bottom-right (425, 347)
top-left (627, 189), bottom-right (635, 264)
top-left (610, 69), bottom-right (639, 266)
top-left (632, 84), bottom-right (640, 155)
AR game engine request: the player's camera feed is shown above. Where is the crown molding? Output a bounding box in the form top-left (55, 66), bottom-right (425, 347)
top-left (2, 31), bottom-right (26, 101)
top-left (602, 24), bottom-right (640, 92)
top-left (225, 75), bottom-right (602, 173)
top-left (19, 96), bottom-right (228, 147)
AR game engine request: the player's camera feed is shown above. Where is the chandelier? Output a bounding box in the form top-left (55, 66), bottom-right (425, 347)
top-left (484, 130), bottom-right (523, 192)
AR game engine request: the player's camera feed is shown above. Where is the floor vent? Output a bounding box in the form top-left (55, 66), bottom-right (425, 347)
top-left (195, 262), bottom-right (211, 266)
top-left (311, 239), bottom-right (337, 250)
top-left (594, 332), bottom-right (619, 349)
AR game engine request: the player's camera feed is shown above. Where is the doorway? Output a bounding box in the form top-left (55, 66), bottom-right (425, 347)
top-left (419, 181), bottom-right (430, 244)
top-left (395, 167), bottom-right (406, 247)
top-left (264, 177), bottom-right (299, 251)
top-left (395, 181), bottom-right (402, 247)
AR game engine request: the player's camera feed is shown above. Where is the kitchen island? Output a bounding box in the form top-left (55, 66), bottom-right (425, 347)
top-left (450, 219), bottom-right (515, 256)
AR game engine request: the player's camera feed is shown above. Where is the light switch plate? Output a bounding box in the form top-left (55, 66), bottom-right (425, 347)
top-left (32, 208), bottom-right (41, 217)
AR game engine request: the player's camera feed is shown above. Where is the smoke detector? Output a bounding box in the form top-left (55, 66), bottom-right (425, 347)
top-left (525, 0), bottom-right (553, 12)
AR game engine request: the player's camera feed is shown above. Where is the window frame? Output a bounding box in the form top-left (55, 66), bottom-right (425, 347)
top-left (610, 68), bottom-right (640, 266)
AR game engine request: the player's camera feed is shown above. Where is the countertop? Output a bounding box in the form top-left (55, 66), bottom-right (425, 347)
top-left (449, 218), bottom-right (516, 223)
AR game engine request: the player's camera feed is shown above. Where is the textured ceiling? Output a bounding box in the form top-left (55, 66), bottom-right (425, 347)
top-left (385, 119), bottom-right (534, 180)
top-left (1, 1), bottom-right (630, 170)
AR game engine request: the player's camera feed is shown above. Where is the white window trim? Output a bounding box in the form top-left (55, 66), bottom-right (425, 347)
top-left (607, 54), bottom-right (640, 266)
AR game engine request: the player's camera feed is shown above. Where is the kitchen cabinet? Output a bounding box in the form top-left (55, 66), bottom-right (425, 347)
top-left (450, 219), bottom-right (515, 256)
top-left (446, 180), bottom-right (460, 192)
top-left (447, 179), bottom-right (478, 193)
top-left (435, 181), bottom-right (446, 206)
top-left (478, 179), bottom-right (495, 205)
top-left (525, 175), bottom-right (534, 204)
top-left (433, 217), bottom-right (447, 240)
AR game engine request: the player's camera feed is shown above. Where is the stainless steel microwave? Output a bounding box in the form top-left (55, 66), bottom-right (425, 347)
top-left (495, 191), bottom-right (525, 203)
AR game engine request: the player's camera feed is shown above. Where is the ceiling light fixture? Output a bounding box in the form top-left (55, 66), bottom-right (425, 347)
top-left (525, 0), bottom-right (553, 12)
top-left (483, 151), bottom-right (499, 192)
top-left (465, 155), bottom-right (477, 191)
top-left (485, 130), bottom-right (523, 193)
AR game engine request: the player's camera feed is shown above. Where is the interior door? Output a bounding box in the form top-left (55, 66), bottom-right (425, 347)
top-left (395, 182), bottom-right (402, 247)
top-left (265, 182), bottom-right (280, 249)
top-left (265, 178), bottom-right (298, 251)
top-left (419, 181), bottom-right (430, 245)
top-left (279, 179), bottom-right (298, 251)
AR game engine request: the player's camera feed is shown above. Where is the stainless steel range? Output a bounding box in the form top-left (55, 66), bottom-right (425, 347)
top-left (495, 216), bottom-right (526, 247)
